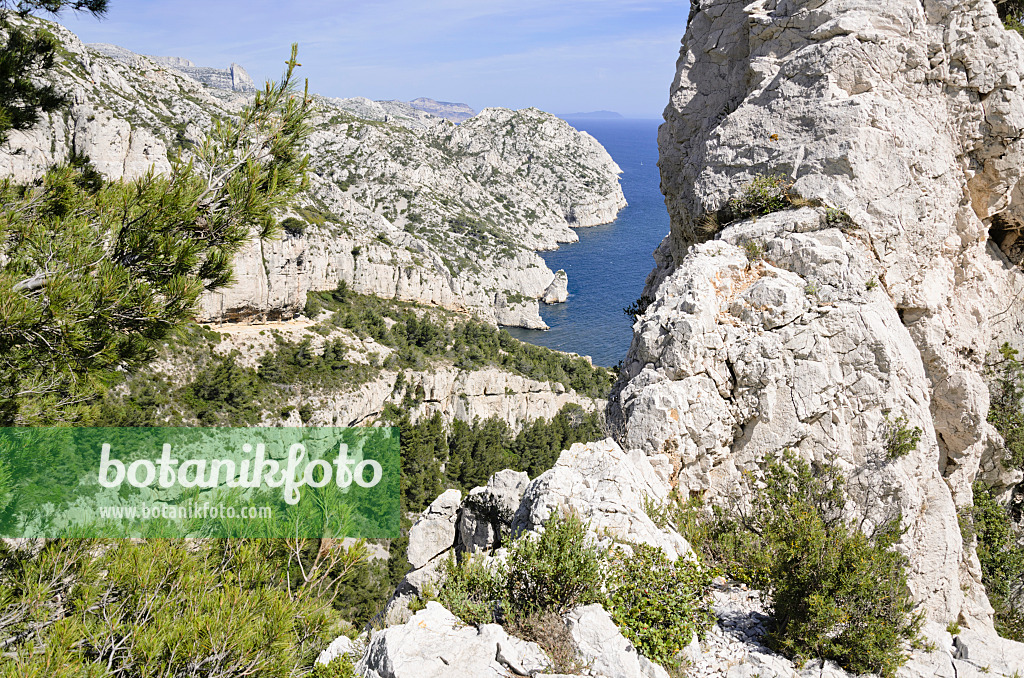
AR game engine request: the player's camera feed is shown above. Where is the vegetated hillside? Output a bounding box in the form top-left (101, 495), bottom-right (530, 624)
top-left (101, 285), bottom-right (612, 433)
top-left (0, 15), bottom-right (626, 330)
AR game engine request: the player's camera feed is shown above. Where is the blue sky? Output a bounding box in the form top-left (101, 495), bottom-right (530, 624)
top-left (54, 1), bottom-right (689, 118)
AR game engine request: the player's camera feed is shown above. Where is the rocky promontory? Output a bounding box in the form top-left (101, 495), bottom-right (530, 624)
top-left (0, 17), bottom-right (626, 329)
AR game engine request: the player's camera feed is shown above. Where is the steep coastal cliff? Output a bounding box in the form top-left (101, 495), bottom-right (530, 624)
top-left (616, 0), bottom-right (1024, 629)
top-left (0, 17), bottom-right (626, 329)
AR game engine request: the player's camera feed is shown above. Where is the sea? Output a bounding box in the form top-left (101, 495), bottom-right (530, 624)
top-left (504, 118), bottom-right (670, 367)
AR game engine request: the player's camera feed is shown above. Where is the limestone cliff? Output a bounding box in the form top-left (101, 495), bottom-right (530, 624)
top-left (615, 0), bottom-right (1024, 637)
top-left (406, 97), bottom-right (476, 122)
top-left (0, 17), bottom-right (626, 329)
top-left (89, 44), bottom-right (257, 92)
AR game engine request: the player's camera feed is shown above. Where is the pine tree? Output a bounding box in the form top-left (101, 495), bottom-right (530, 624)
top-left (0, 41), bottom-right (314, 424)
top-left (0, 1), bottom-right (108, 145)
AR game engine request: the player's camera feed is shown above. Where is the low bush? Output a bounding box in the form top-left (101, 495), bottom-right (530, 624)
top-left (880, 414), bottom-right (923, 461)
top-left (605, 543), bottom-right (714, 667)
top-left (728, 174), bottom-right (793, 221)
top-left (0, 538), bottom-right (372, 676)
top-left (658, 451), bottom-right (922, 677)
top-left (437, 553), bottom-right (503, 626)
top-left (970, 483), bottom-right (1024, 642)
top-left (310, 655), bottom-right (357, 678)
top-left (435, 512), bottom-right (714, 672)
top-left (623, 293), bottom-right (654, 322)
top-left (503, 512), bottom-right (604, 617)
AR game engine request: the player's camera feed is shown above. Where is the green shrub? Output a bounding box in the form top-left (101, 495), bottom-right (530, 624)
top-left (728, 174), bottom-right (793, 220)
top-left (281, 216), bottom-right (307, 236)
top-left (880, 414), bottom-right (923, 461)
top-left (437, 554), bottom-right (502, 626)
top-left (999, 1), bottom-right (1024, 36)
top-left (742, 240), bottom-right (765, 262)
top-left (304, 294), bottom-right (323, 318)
top-left (503, 512), bottom-right (603, 616)
top-left (0, 538), bottom-right (370, 676)
top-left (605, 543), bottom-right (714, 667)
top-left (184, 354), bottom-right (263, 425)
top-left (824, 207), bottom-right (853, 227)
top-left (662, 452), bottom-right (921, 677)
top-left (987, 343), bottom-right (1024, 471)
top-left (623, 294), bottom-right (654, 322)
top-left (310, 655), bottom-right (357, 678)
top-left (971, 483), bottom-right (1024, 642)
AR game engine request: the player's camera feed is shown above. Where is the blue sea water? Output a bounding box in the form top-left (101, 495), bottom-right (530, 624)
top-left (504, 118), bottom-right (669, 367)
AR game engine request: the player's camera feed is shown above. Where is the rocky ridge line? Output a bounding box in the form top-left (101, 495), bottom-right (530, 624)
top-left (1, 17), bottom-right (626, 329)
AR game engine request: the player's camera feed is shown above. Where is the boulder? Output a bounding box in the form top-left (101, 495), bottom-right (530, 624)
top-left (457, 469), bottom-right (530, 554)
top-left (406, 489), bottom-right (461, 569)
top-left (563, 604), bottom-right (668, 678)
top-left (355, 602), bottom-right (549, 678)
top-left (512, 439), bottom-right (693, 561)
top-left (316, 635), bottom-right (355, 666)
top-left (542, 269), bottom-right (569, 304)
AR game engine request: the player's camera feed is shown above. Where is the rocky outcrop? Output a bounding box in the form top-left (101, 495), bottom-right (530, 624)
top-left (542, 269), bottom-right (569, 304)
top-left (356, 602), bottom-right (549, 678)
top-left (91, 45), bottom-right (257, 92)
top-left (1, 17), bottom-right (626, 329)
top-left (407, 97), bottom-right (476, 123)
top-left (392, 439), bottom-right (692, 610)
top-left (160, 318), bottom-right (606, 431)
top-left (612, 0), bottom-right (1024, 632)
top-left (512, 439), bottom-right (693, 562)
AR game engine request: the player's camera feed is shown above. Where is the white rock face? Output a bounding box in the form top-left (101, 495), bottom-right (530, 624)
top-left (405, 489), bottom-right (462, 569)
top-left (315, 635), bottom-right (356, 666)
top-left (616, 0), bottom-right (1024, 628)
top-left (953, 628), bottom-right (1024, 676)
top-left (543, 269), bottom-right (569, 304)
top-left (564, 604), bottom-right (669, 678)
top-left (356, 602), bottom-right (550, 678)
top-left (512, 438), bottom-right (694, 562)
top-left (2, 17), bottom-right (626, 329)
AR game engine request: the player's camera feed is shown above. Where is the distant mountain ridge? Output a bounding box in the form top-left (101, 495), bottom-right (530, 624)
top-left (87, 43), bottom-right (256, 92)
top-left (405, 97), bottom-right (476, 122)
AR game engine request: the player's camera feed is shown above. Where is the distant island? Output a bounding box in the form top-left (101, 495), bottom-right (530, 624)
top-left (558, 110), bottom-right (625, 119)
